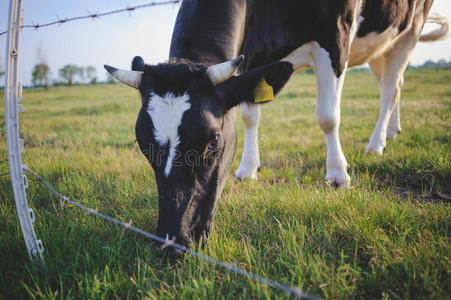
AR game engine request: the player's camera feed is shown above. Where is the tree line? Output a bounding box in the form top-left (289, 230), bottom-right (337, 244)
top-left (0, 56), bottom-right (449, 89)
top-left (30, 64), bottom-right (116, 88)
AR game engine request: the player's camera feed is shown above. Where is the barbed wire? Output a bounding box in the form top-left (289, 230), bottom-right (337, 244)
top-left (0, 0), bottom-right (181, 36)
top-left (14, 168), bottom-right (321, 299)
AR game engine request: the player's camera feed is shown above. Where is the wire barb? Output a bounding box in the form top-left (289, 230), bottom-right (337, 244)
top-left (0, 1), bottom-right (181, 36)
top-left (23, 168), bottom-right (320, 299)
top-left (161, 234), bottom-right (176, 250)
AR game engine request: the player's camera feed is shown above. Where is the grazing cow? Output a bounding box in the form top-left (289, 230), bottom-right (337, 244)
top-left (105, 0), bottom-right (448, 247)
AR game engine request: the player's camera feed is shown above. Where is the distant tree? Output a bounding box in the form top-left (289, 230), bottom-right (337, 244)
top-left (59, 64), bottom-right (79, 86)
top-left (52, 81), bottom-right (65, 87)
top-left (33, 44), bottom-right (51, 88)
top-left (85, 66), bottom-right (97, 85)
top-left (422, 60), bottom-right (435, 68)
top-left (31, 63), bottom-right (51, 88)
top-left (77, 66), bottom-right (85, 84)
top-left (418, 59), bottom-right (451, 69)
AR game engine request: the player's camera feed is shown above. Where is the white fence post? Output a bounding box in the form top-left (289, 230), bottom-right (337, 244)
top-left (4, 0), bottom-right (45, 265)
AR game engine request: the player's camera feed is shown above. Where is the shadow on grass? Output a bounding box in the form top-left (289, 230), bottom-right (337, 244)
top-left (354, 157), bottom-right (450, 204)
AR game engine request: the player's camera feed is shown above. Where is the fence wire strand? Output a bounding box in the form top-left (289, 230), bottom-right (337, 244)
top-left (0, 0), bottom-right (181, 36)
top-left (8, 168), bottom-right (320, 300)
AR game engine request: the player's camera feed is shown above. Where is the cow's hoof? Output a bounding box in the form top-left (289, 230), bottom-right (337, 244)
top-left (386, 128), bottom-right (402, 139)
top-left (325, 172), bottom-right (351, 189)
top-left (366, 143), bottom-right (385, 155)
top-left (234, 165), bottom-right (259, 180)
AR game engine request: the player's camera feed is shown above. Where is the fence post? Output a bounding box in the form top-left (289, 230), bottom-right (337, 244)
top-left (4, 0), bottom-right (45, 265)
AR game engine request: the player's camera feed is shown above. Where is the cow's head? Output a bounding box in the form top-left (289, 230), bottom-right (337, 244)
top-left (104, 56), bottom-right (293, 247)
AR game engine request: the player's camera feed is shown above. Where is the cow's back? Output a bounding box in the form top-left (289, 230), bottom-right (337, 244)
top-left (170, 0), bottom-right (435, 70)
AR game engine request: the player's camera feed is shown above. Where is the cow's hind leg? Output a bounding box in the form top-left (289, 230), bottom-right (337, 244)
top-left (369, 55), bottom-right (403, 141)
top-left (235, 103), bottom-right (261, 179)
top-left (366, 33), bottom-right (418, 154)
top-left (312, 43), bottom-right (350, 188)
top-left (386, 97), bottom-right (402, 139)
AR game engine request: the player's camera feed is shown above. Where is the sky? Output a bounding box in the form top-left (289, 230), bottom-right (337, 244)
top-left (1, 0), bottom-right (450, 86)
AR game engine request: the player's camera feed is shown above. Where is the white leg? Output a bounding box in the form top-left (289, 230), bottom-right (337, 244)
top-left (366, 7), bottom-right (427, 153)
top-left (386, 89), bottom-right (402, 139)
top-left (366, 42), bottom-right (413, 154)
top-left (369, 56), bottom-right (403, 143)
top-left (235, 103), bottom-right (261, 180)
top-left (366, 79), bottom-right (400, 154)
top-left (312, 44), bottom-right (350, 188)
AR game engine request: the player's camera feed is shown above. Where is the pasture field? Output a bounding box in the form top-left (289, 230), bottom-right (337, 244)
top-left (0, 69), bottom-right (450, 299)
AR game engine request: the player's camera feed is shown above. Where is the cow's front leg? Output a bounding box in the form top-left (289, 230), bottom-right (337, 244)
top-left (312, 45), bottom-right (350, 188)
top-left (235, 103), bottom-right (261, 180)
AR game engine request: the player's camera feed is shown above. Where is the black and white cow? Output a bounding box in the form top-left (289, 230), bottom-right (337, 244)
top-left (105, 0), bottom-right (448, 247)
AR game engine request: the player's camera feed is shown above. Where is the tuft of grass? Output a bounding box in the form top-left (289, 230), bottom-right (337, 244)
top-left (1, 69), bottom-right (450, 299)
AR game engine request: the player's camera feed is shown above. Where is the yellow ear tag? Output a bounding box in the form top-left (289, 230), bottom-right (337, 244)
top-left (254, 78), bottom-right (274, 103)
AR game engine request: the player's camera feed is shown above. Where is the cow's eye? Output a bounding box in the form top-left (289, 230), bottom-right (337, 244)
top-left (208, 134), bottom-right (220, 152)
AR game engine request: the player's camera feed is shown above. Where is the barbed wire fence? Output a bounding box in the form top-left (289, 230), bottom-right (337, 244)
top-left (0, 0), bottom-right (181, 36)
top-left (2, 1), bottom-right (321, 298)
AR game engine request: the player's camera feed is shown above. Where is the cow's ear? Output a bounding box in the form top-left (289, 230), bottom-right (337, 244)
top-left (218, 61), bottom-right (294, 110)
top-left (131, 56), bottom-right (145, 71)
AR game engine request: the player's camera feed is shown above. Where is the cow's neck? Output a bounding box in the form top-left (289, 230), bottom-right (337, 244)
top-left (169, 0), bottom-right (247, 66)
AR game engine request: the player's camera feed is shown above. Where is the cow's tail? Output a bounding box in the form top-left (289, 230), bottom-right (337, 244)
top-left (419, 14), bottom-right (449, 42)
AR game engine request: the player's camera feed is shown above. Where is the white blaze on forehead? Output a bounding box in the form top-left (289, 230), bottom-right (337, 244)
top-left (146, 92), bottom-right (191, 177)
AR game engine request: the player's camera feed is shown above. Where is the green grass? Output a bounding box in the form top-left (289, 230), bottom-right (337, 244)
top-left (1, 69), bottom-right (450, 299)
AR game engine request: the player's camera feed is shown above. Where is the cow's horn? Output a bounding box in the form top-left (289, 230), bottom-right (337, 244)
top-left (104, 65), bottom-right (143, 88)
top-left (206, 55), bottom-right (244, 85)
